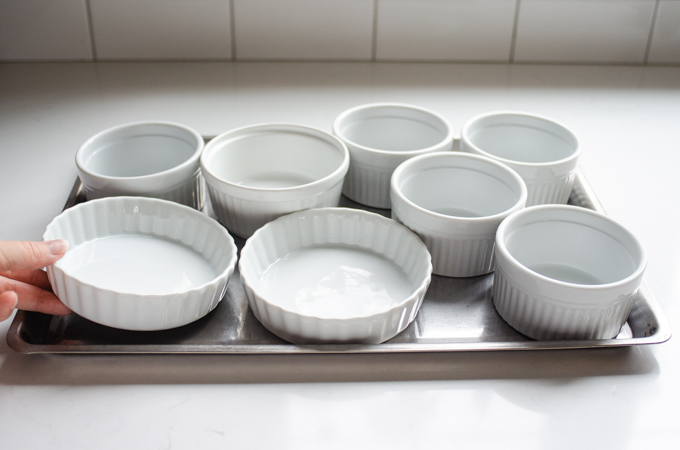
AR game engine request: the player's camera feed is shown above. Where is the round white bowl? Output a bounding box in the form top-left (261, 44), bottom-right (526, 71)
top-left (43, 197), bottom-right (238, 331)
top-left (201, 124), bottom-right (350, 238)
top-left (493, 205), bottom-right (647, 340)
top-left (333, 103), bottom-right (455, 209)
top-left (460, 111), bottom-right (580, 206)
top-left (239, 208), bottom-right (432, 344)
top-left (391, 152), bottom-right (527, 278)
top-left (76, 121), bottom-right (205, 209)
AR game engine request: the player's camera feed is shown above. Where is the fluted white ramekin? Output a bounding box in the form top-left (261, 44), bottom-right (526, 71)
top-left (201, 124), bottom-right (349, 238)
top-left (493, 205), bottom-right (647, 340)
top-left (391, 152), bottom-right (527, 277)
top-left (333, 103), bottom-right (455, 208)
top-left (43, 197), bottom-right (238, 331)
top-left (76, 121), bottom-right (205, 209)
top-left (239, 208), bottom-right (432, 344)
top-left (460, 111), bottom-right (580, 206)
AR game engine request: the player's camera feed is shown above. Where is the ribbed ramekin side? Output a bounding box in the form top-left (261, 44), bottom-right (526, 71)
top-left (208, 182), bottom-right (343, 239)
top-left (420, 233), bottom-right (495, 277)
top-left (81, 171), bottom-right (204, 209)
top-left (342, 162), bottom-right (393, 209)
top-left (525, 171), bottom-right (576, 206)
top-left (493, 267), bottom-right (634, 340)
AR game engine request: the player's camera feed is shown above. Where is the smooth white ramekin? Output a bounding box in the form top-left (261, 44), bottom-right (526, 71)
top-left (493, 205), bottom-right (647, 340)
top-left (239, 208), bottom-right (432, 344)
top-left (43, 197), bottom-right (238, 331)
top-left (201, 124), bottom-right (350, 238)
top-left (76, 121), bottom-right (205, 209)
top-left (391, 152), bottom-right (527, 277)
top-left (460, 111), bottom-right (580, 206)
top-left (333, 103), bottom-right (455, 209)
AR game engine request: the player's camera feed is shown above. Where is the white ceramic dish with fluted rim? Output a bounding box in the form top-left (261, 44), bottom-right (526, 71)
top-left (201, 124), bottom-right (350, 238)
top-left (43, 196), bottom-right (238, 331)
top-left (239, 207), bottom-right (433, 344)
top-left (333, 103), bottom-right (455, 208)
top-left (76, 121), bottom-right (205, 209)
top-left (391, 152), bottom-right (527, 278)
top-left (493, 205), bottom-right (647, 340)
top-left (460, 111), bottom-right (580, 206)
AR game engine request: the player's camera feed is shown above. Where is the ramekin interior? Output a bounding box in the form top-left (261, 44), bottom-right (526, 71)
top-left (395, 153), bottom-right (526, 219)
top-left (334, 104), bottom-right (453, 153)
top-left (77, 122), bottom-right (203, 179)
top-left (498, 206), bottom-right (646, 287)
top-left (202, 125), bottom-right (348, 191)
top-left (463, 112), bottom-right (580, 165)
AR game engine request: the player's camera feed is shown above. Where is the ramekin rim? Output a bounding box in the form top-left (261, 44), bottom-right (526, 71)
top-left (332, 102), bottom-right (456, 156)
top-left (200, 123), bottom-right (350, 195)
top-left (495, 204), bottom-right (648, 292)
top-left (391, 152), bottom-right (528, 223)
top-left (461, 110), bottom-right (582, 168)
top-left (43, 196), bottom-right (238, 299)
top-left (75, 121), bottom-right (205, 183)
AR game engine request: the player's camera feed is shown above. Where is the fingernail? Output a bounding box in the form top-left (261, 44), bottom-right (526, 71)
top-left (9, 291), bottom-right (18, 309)
top-left (46, 239), bottom-right (69, 255)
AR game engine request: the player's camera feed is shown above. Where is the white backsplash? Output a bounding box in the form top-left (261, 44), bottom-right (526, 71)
top-left (1, 0), bottom-right (678, 65)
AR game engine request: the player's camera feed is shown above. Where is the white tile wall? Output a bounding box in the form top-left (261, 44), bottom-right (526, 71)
top-left (233, 0), bottom-right (374, 60)
top-left (648, 0), bottom-right (680, 64)
top-left (89, 0), bottom-right (232, 60)
top-left (0, 0), bottom-right (92, 61)
top-left (514, 0), bottom-right (656, 64)
top-left (376, 0), bottom-right (517, 62)
top-left (0, 0), bottom-right (678, 66)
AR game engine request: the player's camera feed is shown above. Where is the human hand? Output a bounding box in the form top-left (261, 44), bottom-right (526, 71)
top-left (0, 240), bottom-right (72, 322)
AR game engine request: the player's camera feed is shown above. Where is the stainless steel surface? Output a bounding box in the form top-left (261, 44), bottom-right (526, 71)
top-left (6, 165), bottom-right (671, 354)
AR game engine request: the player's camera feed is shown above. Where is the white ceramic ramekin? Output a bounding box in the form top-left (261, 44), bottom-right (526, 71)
top-left (391, 152), bottom-right (527, 277)
top-left (43, 197), bottom-right (238, 331)
top-left (460, 111), bottom-right (580, 206)
top-left (333, 103), bottom-right (455, 208)
top-left (493, 205), bottom-right (647, 340)
top-left (201, 124), bottom-right (350, 238)
top-left (76, 121), bottom-right (205, 209)
top-left (239, 208), bottom-right (432, 344)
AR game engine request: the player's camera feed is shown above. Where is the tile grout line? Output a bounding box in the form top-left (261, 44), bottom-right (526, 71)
top-left (371, 0), bottom-right (379, 61)
top-left (230, 0), bottom-right (237, 61)
top-left (85, 0), bottom-right (98, 61)
top-left (643, 0), bottom-right (660, 65)
top-left (508, 0), bottom-right (521, 63)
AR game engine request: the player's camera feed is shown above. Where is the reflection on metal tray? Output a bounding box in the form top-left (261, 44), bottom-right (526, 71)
top-left (6, 164), bottom-right (671, 354)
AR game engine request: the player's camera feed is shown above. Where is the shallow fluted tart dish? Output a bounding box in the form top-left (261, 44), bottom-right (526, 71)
top-left (239, 208), bottom-right (433, 344)
top-left (43, 197), bottom-right (238, 331)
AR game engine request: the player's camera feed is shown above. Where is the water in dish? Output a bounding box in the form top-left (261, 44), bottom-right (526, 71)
top-left (257, 245), bottom-right (413, 319)
top-left (59, 235), bottom-right (217, 295)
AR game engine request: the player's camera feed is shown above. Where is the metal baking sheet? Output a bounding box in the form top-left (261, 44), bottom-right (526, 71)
top-left (6, 165), bottom-right (671, 354)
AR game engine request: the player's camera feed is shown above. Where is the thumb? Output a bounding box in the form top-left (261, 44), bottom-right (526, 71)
top-left (0, 291), bottom-right (19, 322)
top-left (0, 240), bottom-right (69, 272)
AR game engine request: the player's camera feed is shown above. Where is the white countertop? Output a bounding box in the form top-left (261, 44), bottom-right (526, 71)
top-left (1, 62), bottom-right (679, 448)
